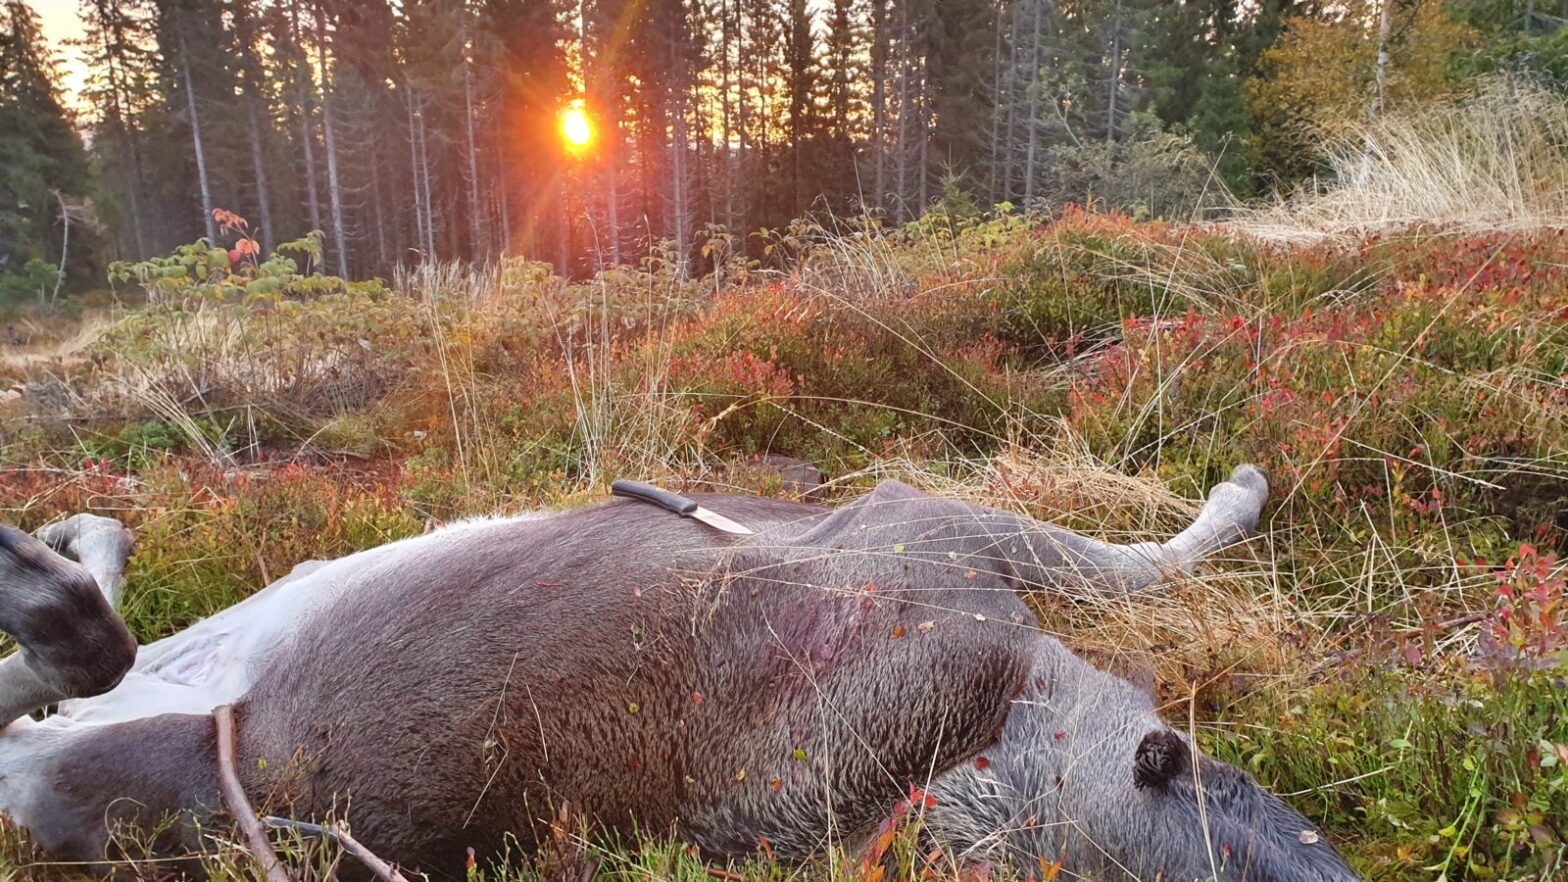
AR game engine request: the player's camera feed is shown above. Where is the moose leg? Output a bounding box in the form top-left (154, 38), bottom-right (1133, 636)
top-left (37, 513), bottom-right (136, 608)
top-left (0, 520), bottom-right (137, 728)
top-left (1010, 465), bottom-right (1270, 594)
top-left (0, 709), bottom-right (219, 862)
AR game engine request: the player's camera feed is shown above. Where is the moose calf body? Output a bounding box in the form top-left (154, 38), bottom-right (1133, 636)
top-left (0, 468), bottom-right (1359, 881)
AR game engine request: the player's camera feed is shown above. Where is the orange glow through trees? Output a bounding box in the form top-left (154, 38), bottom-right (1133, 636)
top-left (560, 103), bottom-right (593, 152)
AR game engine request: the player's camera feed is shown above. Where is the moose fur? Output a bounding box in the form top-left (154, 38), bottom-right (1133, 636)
top-left (0, 468), bottom-right (1360, 881)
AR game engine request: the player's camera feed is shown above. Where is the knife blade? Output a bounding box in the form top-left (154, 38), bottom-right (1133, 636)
top-left (610, 480), bottom-right (755, 535)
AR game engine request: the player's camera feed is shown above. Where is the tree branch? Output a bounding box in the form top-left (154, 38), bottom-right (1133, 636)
top-left (262, 817), bottom-right (412, 882)
top-left (213, 704), bottom-right (294, 882)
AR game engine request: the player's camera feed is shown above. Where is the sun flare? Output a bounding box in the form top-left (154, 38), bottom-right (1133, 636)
top-left (560, 103), bottom-right (593, 151)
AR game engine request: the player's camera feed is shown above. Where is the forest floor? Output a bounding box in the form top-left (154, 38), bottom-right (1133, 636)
top-left (0, 210), bottom-right (1565, 881)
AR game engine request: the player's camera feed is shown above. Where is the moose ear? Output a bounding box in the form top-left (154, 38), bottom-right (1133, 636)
top-left (1133, 729), bottom-right (1189, 790)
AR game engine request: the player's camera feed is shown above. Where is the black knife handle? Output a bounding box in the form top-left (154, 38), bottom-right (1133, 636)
top-left (611, 480), bottom-right (699, 517)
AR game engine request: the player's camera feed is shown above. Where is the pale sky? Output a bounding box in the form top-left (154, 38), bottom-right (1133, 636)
top-left (32, 0), bottom-right (91, 113)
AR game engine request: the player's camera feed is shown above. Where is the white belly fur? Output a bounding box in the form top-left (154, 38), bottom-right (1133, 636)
top-left (52, 512), bottom-right (546, 726)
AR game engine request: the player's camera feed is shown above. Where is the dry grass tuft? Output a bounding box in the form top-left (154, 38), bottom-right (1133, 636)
top-left (1234, 79), bottom-right (1568, 241)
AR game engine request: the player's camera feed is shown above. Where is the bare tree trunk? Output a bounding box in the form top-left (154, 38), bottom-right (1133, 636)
top-left (291, 1), bottom-right (323, 241)
top-left (499, 161), bottom-right (511, 257)
top-left (1023, 0), bottom-right (1048, 205)
top-left (461, 18), bottom-right (485, 261)
top-left (989, 0), bottom-right (1005, 202)
top-left (671, 110), bottom-right (690, 276)
top-left (417, 107), bottom-right (437, 259)
top-left (407, 96), bottom-right (426, 263)
top-left (49, 191), bottom-right (69, 308)
top-left (871, 0), bottom-right (888, 212)
top-left (315, 4), bottom-right (348, 278)
top-left (556, 176), bottom-right (571, 275)
top-left (370, 151), bottom-right (389, 269)
top-left (179, 28), bottom-right (218, 245)
top-left (721, 0), bottom-right (735, 231)
top-left (119, 151), bottom-right (146, 258)
top-left (917, 59), bottom-right (929, 212)
top-left (669, 27), bottom-right (691, 277)
top-left (583, 0), bottom-right (620, 267)
top-left (605, 131), bottom-right (621, 266)
top-left (1370, 0), bottom-right (1391, 124)
top-left (1001, 0), bottom-right (1025, 201)
top-left (736, 1), bottom-right (751, 236)
top-left (1105, 0), bottom-right (1121, 143)
top-left (235, 3), bottom-right (274, 252)
top-left (894, 0), bottom-right (911, 222)
top-left (495, 150), bottom-right (510, 261)
top-left (787, 0), bottom-right (808, 216)
top-left (245, 100), bottom-right (275, 252)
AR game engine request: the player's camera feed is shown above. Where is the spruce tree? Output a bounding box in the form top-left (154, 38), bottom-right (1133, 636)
top-left (0, 0), bottom-right (94, 298)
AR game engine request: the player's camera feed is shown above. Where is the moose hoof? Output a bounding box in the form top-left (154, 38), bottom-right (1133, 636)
top-left (37, 515), bottom-right (134, 570)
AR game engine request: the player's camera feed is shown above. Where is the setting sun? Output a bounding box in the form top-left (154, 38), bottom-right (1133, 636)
top-left (560, 103), bottom-right (593, 151)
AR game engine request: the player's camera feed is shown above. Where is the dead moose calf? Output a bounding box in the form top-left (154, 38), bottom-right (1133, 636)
top-left (0, 466), bottom-right (1359, 881)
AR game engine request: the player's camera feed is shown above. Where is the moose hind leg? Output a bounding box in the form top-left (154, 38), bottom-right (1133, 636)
top-left (1014, 465), bottom-right (1269, 594)
top-left (0, 524), bottom-right (137, 727)
top-left (1161, 463), bottom-right (1270, 570)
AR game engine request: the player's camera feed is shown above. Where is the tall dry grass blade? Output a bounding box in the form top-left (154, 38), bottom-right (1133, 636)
top-left (1233, 78), bottom-right (1568, 242)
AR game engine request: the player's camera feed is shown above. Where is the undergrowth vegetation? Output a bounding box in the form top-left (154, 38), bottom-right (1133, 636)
top-left (1, 207), bottom-right (1566, 881)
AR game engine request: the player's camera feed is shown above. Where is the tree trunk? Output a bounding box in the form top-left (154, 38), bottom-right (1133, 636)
top-left (49, 191), bottom-right (69, 308)
top-left (556, 175), bottom-right (571, 275)
top-left (1023, 0), bottom-right (1043, 205)
top-left (291, 1), bottom-right (323, 244)
top-left (461, 19), bottom-right (485, 261)
top-left (370, 149), bottom-right (390, 269)
top-left (179, 28), bottom-right (218, 245)
top-left (244, 98), bottom-right (275, 253)
top-left (1370, 0), bottom-right (1391, 124)
top-left (1105, 0), bottom-right (1122, 143)
top-left (670, 27), bottom-right (691, 277)
top-left (407, 96), bottom-right (426, 264)
top-left (917, 60), bottom-right (928, 212)
top-left (870, 0), bottom-right (888, 212)
top-left (605, 129), bottom-right (621, 266)
top-left (894, 0), bottom-right (911, 222)
top-left (315, 4), bottom-right (348, 278)
top-left (721, 0), bottom-right (735, 231)
top-left (583, 0), bottom-right (620, 267)
top-left (1001, 0), bottom-right (1025, 201)
top-left (417, 106), bottom-right (437, 259)
top-left (736, 0), bottom-right (750, 236)
top-left (989, 0), bottom-right (1005, 202)
top-left (787, 0), bottom-right (808, 216)
top-left (500, 176), bottom-right (511, 257)
top-left (235, 2), bottom-right (274, 252)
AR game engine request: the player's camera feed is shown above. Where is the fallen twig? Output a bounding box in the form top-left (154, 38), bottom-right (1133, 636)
top-left (327, 822), bottom-right (412, 882)
top-left (213, 704), bottom-right (294, 882)
top-left (262, 817), bottom-right (412, 882)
